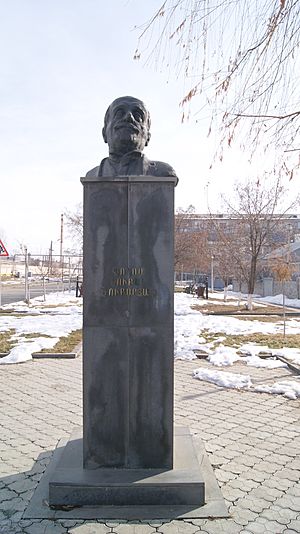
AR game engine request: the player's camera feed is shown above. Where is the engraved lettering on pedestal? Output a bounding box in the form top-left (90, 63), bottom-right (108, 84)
top-left (101, 267), bottom-right (156, 297)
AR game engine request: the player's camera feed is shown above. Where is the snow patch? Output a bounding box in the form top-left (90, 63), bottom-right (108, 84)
top-left (193, 368), bottom-right (252, 389)
top-left (0, 337), bottom-right (59, 364)
top-left (0, 291), bottom-right (82, 364)
top-left (254, 381), bottom-right (300, 400)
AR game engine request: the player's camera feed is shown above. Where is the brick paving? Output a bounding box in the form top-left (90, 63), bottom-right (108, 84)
top-left (0, 354), bottom-right (299, 533)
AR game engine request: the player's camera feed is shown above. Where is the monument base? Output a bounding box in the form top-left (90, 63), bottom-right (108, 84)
top-left (49, 427), bottom-right (204, 507)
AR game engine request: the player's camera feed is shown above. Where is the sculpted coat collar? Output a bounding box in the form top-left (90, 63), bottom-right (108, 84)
top-left (108, 150), bottom-right (143, 165)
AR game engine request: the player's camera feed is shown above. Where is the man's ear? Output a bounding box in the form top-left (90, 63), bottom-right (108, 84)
top-left (145, 132), bottom-right (151, 147)
top-left (102, 126), bottom-right (107, 143)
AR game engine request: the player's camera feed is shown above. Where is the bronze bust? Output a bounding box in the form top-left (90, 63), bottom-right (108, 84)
top-left (86, 96), bottom-right (178, 180)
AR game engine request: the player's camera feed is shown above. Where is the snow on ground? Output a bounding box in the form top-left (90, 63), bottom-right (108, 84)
top-left (174, 294), bottom-right (206, 360)
top-left (1, 289), bottom-right (300, 399)
top-left (193, 368), bottom-right (252, 389)
top-left (254, 381), bottom-right (300, 401)
top-left (174, 293), bottom-right (300, 363)
top-left (175, 292), bottom-right (300, 400)
top-left (0, 291), bottom-right (82, 364)
top-left (3, 291), bottom-right (81, 314)
top-left (193, 367), bottom-right (300, 400)
top-left (227, 291), bottom-right (300, 309)
top-left (207, 346), bottom-right (286, 369)
top-left (256, 294), bottom-right (300, 309)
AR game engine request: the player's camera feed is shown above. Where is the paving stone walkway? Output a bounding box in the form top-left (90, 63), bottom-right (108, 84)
top-left (0, 354), bottom-right (299, 533)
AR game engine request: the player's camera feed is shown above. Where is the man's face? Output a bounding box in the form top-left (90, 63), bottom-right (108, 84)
top-left (103, 97), bottom-right (150, 155)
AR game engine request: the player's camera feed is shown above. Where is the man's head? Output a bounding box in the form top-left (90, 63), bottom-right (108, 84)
top-left (102, 96), bottom-right (151, 156)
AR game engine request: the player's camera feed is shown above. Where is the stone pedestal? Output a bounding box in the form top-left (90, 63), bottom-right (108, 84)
top-left (82, 175), bottom-right (176, 470)
top-left (48, 427), bottom-right (205, 507)
top-left (49, 175), bottom-right (205, 508)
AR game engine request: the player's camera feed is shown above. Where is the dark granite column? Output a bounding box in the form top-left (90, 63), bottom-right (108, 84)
top-left (48, 173), bottom-right (206, 509)
top-left (81, 175), bottom-right (176, 470)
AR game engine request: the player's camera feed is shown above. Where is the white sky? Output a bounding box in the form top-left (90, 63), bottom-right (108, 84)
top-left (1, 0), bottom-right (299, 255)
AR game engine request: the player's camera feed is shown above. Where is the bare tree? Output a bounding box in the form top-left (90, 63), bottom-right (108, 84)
top-left (174, 205), bottom-right (196, 270)
top-left (210, 240), bottom-right (238, 301)
top-left (135, 0), bottom-right (300, 174)
top-left (174, 205), bottom-right (211, 275)
top-left (64, 204), bottom-right (83, 253)
top-left (217, 175), bottom-right (299, 309)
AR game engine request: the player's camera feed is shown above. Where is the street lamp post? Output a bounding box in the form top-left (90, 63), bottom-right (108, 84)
top-left (24, 246), bottom-right (29, 304)
top-left (211, 255), bottom-right (214, 293)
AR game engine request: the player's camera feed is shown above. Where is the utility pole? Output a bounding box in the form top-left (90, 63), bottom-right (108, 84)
top-left (60, 213), bottom-right (64, 267)
top-left (49, 241), bottom-right (53, 275)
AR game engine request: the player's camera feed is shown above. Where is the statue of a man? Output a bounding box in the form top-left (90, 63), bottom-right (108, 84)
top-left (86, 96), bottom-right (178, 180)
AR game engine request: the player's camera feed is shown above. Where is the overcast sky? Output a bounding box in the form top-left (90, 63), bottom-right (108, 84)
top-left (1, 0), bottom-right (298, 255)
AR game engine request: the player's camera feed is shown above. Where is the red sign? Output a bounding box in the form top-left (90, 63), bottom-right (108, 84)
top-left (0, 240), bottom-right (9, 257)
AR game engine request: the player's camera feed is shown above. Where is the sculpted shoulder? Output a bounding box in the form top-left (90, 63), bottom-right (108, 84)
top-left (85, 157), bottom-right (178, 184)
top-left (86, 166), bottom-right (100, 178)
top-left (147, 160), bottom-right (177, 179)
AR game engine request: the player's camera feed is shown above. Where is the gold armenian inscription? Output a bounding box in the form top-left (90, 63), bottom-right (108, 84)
top-left (100, 267), bottom-right (156, 297)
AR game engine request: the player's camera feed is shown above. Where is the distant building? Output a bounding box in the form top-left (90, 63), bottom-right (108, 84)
top-left (176, 212), bottom-right (300, 238)
top-left (175, 213), bottom-right (300, 296)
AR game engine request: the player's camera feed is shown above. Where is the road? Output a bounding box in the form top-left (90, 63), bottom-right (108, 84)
top-left (0, 281), bottom-right (74, 306)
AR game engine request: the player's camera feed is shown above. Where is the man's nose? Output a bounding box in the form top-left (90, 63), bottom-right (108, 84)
top-left (124, 110), bottom-right (135, 122)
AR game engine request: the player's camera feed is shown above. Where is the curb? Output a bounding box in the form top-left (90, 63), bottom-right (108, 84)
top-left (32, 352), bottom-right (78, 359)
top-left (32, 341), bottom-right (82, 360)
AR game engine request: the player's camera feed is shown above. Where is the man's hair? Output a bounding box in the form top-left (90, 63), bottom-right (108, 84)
top-left (102, 96), bottom-right (151, 145)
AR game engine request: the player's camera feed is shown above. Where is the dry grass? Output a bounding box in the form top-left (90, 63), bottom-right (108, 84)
top-left (226, 333), bottom-right (300, 349)
top-left (201, 329), bottom-right (300, 349)
top-left (192, 302), bottom-right (293, 315)
top-left (37, 329), bottom-right (82, 353)
top-left (22, 333), bottom-right (52, 339)
top-left (0, 330), bottom-right (16, 353)
top-left (34, 303), bottom-right (68, 309)
top-left (235, 315), bottom-right (280, 323)
top-left (196, 300), bottom-right (300, 349)
top-left (0, 311), bottom-right (38, 317)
